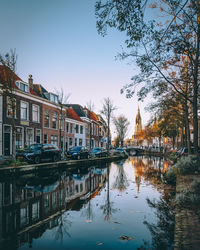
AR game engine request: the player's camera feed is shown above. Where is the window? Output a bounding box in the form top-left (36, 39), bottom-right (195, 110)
top-left (20, 101), bottom-right (29, 121)
top-left (32, 202), bottom-right (39, 221)
top-left (70, 123), bottom-right (73, 133)
top-left (52, 112), bottom-right (58, 129)
top-left (32, 105), bottom-right (40, 122)
top-left (20, 206), bottom-right (29, 226)
top-left (51, 135), bottom-right (58, 146)
top-left (36, 129), bottom-right (41, 143)
top-left (16, 127), bottom-right (23, 149)
top-left (44, 134), bottom-right (48, 144)
top-left (80, 126), bottom-right (83, 134)
top-left (79, 138), bottom-right (83, 146)
top-left (26, 128), bottom-right (34, 146)
top-left (16, 81), bottom-right (29, 93)
top-left (75, 124), bottom-right (79, 133)
top-left (44, 111), bottom-right (50, 128)
top-left (80, 183), bottom-right (83, 192)
top-left (7, 97), bottom-right (16, 118)
top-left (66, 122), bottom-right (69, 133)
top-left (69, 138), bottom-right (73, 147)
top-left (50, 93), bottom-right (58, 104)
top-left (75, 184), bottom-right (79, 193)
top-left (75, 138), bottom-right (77, 146)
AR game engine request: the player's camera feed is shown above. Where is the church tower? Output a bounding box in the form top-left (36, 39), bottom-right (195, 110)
top-left (132, 106), bottom-right (143, 145)
top-left (135, 106), bottom-right (142, 134)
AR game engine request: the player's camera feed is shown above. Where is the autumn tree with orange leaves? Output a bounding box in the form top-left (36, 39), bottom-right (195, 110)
top-left (96, 0), bottom-right (200, 154)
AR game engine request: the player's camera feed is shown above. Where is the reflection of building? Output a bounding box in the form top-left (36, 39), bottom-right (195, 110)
top-left (130, 156), bottom-right (170, 193)
top-left (0, 167), bottom-right (107, 248)
top-left (131, 158), bottom-right (145, 193)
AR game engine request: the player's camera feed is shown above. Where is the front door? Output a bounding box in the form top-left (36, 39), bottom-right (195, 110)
top-left (4, 126), bottom-right (11, 156)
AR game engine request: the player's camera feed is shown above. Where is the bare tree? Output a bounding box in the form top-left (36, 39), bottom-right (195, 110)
top-left (0, 50), bottom-right (17, 159)
top-left (113, 161), bottom-right (129, 192)
top-left (55, 88), bottom-right (70, 155)
top-left (100, 97), bottom-right (117, 153)
top-left (86, 100), bottom-right (95, 150)
top-left (113, 115), bottom-right (130, 148)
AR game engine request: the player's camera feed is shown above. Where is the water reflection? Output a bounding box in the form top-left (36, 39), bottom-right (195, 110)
top-left (0, 157), bottom-right (174, 249)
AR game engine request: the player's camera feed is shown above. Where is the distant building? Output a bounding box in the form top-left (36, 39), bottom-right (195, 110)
top-left (132, 107), bottom-right (143, 145)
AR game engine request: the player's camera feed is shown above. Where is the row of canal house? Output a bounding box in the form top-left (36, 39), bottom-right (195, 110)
top-left (0, 66), bottom-right (107, 157)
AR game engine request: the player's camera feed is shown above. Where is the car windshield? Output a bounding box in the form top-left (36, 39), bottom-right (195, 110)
top-left (92, 147), bottom-right (101, 152)
top-left (71, 146), bottom-right (82, 152)
top-left (28, 144), bottom-right (42, 150)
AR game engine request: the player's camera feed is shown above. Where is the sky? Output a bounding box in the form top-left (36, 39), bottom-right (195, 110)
top-left (0, 0), bottom-right (152, 138)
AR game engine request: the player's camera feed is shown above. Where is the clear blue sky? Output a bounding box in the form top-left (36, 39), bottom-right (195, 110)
top-left (0, 0), bottom-right (151, 138)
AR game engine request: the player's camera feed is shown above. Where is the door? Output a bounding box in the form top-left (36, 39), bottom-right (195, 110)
top-left (4, 126), bottom-right (11, 156)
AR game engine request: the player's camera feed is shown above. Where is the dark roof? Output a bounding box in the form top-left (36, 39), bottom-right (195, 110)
top-left (66, 107), bottom-right (83, 122)
top-left (83, 107), bottom-right (98, 122)
top-left (33, 84), bottom-right (48, 99)
top-left (65, 104), bottom-right (86, 118)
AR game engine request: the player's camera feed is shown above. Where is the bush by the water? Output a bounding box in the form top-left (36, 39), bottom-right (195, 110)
top-left (176, 179), bottom-right (200, 208)
top-left (168, 151), bottom-right (178, 164)
top-left (164, 155), bottom-right (200, 185)
top-left (168, 155), bottom-right (200, 175)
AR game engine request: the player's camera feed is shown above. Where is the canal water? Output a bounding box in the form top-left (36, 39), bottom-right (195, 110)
top-left (0, 156), bottom-right (174, 250)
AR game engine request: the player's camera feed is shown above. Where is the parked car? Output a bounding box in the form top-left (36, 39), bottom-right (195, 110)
top-left (91, 147), bottom-right (108, 158)
top-left (110, 147), bottom-right (128, 156)
top-left (116, 147), bottom-right (129, 156)
top-left (16, 144), bottom-right (61, 164)
top-left (177, 146), bottom-right (200, 156)
top-left (66, 146), bottom-right (90, 160)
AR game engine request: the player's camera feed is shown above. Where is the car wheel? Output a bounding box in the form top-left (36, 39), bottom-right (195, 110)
top-left (53, 154), bottom-right (58, 162)
top-left (77, 155), bottom-right (80, 160)
top-left (34, 156), bottom-right (40, 164)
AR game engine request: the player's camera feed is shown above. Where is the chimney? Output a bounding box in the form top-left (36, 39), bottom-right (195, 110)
top-left (28, 74), bottom-right (33, 89)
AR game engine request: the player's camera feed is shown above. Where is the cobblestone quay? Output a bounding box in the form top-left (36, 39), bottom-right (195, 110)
top-left (174, 175), bottom-right (200, 250)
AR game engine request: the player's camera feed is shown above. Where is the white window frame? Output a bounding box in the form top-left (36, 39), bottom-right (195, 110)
top-left (52, 112), bottom-right (58, 129)
top-left (16, 81), bottom-right (29, 93)
top-left (20, 101), bottom-right (29, 121)
top-left (51, 135), bottom-right (58, 146)
top-left (44, 134), bottom-right (48, 144)
top-left (32, 104), bottom-right (40, 123)
top-left (15, 126), bottom-right (24, 149)
top-left (26, 128), bottom-right (34, 146)
top-left (44, 110), bottom-right (50, 128)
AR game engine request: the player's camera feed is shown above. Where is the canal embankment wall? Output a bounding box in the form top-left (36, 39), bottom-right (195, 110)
top-left (0, 155), bottom-right (128, 178)
top-left (174, 174), bottom-right (200, 250)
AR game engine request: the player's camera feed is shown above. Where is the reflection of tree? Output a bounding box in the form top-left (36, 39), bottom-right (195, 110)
top-left (55, 214), bottom-right (72, 242)
top-left (113, 163), bottom-right (129, 192)
top-left (54, 174), bottom-right (72, 242)
top-left (143, 197), bottom-right (175, 250)
top-left (101, 167), bottom-right (117, 221)
top-left (81, 168), bottom-right (94, 221)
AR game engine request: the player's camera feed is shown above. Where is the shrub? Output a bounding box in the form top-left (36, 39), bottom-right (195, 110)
top-left (168, 151), bottom-right (178, 164)
top-left (172, 155), bottom-right (200, 175)
top-left (176, 180), bottom-right (200, 208)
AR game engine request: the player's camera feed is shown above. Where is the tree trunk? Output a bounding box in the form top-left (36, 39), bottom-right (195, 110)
top-left (193, 11), bottom-right (200, 154)
top-left (185, 101), bottom-right (191, 154)
top-left (107, 118), bottom-right (110, 153)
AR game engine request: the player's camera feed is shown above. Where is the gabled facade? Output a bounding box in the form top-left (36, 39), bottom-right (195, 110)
top-left (0, 69), bottom-right (43, 156)
top-left (65, 107), bottom-right (86, 150)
